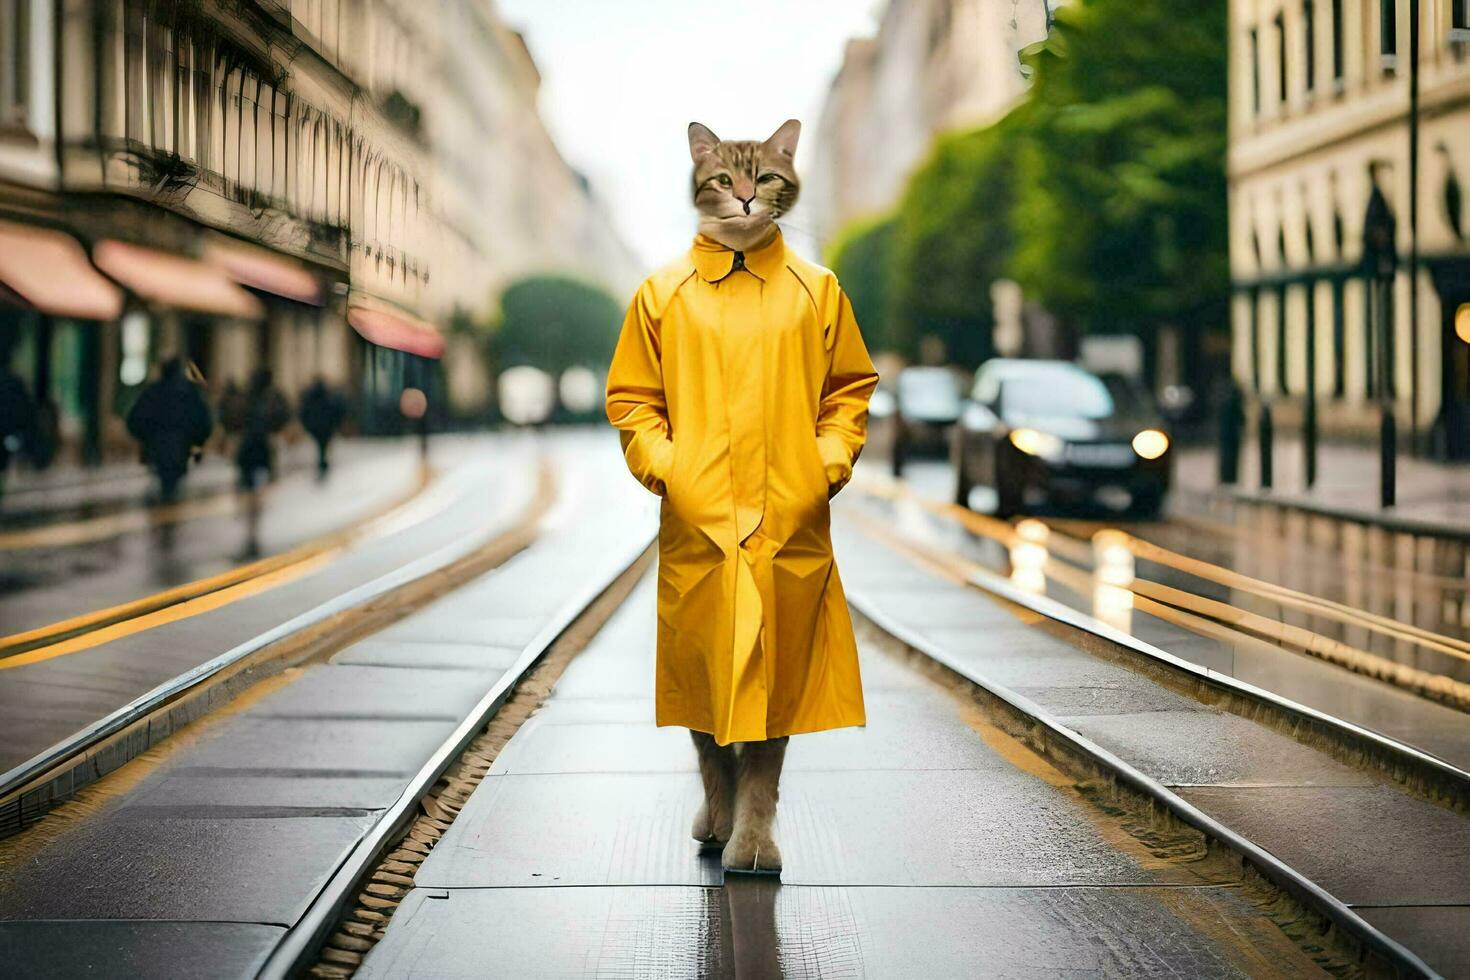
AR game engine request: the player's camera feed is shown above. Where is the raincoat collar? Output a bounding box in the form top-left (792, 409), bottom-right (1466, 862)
top-left (691, 229), bottom-right (786, 283)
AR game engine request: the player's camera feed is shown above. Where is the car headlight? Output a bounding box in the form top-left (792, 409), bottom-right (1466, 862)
top-left (1132, 428), bottom-right (1170, 460)
top-left (1009, 427), bottom-right (1064, 460)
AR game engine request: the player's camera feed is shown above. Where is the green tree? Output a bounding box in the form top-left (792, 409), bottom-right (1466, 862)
top-left (493, 275), bottom-right (623, 374)
top-left (1009, 0), bottom-right (1229, 375)
top-left (827, 214), bottom-right (902, 356)
top-left (888, 119), bottom-right (1025, 368)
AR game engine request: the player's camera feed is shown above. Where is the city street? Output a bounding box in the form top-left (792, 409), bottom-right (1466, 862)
top-left (0, 431), bottom-right (1466, 977)
top-left (4, 0), bottom-right (1470, 977)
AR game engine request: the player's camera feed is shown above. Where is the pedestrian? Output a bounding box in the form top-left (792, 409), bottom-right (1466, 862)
top-left (299, 376), bottom-right (348, 478)
top-left (0, 361), bottom-right (35, 501)
top-left (1216, 377), bottom-right (1245, 486)
top-left (218, 379), bottom-right (243, 443)
top-left (233, 367), bottom-right (291, 492)
top-left (605, 120), bottom-right (878, 874)
top-left (125, 357), bottom-right (214, 503)
top-left (227, 368), bottom-right (290, 559)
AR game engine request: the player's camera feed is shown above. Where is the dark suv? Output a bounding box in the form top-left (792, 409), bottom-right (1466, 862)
top-left (951, 359), bottom-right (1171, 518)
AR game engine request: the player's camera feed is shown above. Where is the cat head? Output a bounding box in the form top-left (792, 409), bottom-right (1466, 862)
top-left (688, 119), bottom-right (800, 251)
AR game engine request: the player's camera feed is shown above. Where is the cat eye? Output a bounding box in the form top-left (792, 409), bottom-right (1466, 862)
top-left (757, 173), bottom-right (782, 184)
top-left (715, 174), bottom-right (733, 187)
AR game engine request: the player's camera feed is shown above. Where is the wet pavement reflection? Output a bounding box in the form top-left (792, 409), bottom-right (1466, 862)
top-left (869, 459), bottom-right (1470, 769)
top-left (723, 878), bottom-right (782, 979)
top-left (0, 441), bottom-right (423, 635)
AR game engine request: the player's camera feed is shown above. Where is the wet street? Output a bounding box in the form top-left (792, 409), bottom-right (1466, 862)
top-left (0, 440), bottom-right (426, 634)
top-left (0, 431), bottom-right (1467, 978)
top-left (887, 457), bottom-right (1470, 770)
top-left (5, 0), bottom-right (1469, 973)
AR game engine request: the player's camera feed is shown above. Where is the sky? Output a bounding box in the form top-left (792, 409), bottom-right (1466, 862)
top-left (497, 0), bottom-right (884, 271)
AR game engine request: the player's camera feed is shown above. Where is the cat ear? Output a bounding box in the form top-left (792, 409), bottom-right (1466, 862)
top-left (763, 119), bottom-right (801, 160)
top-left (688, 122), bottom-right (720, 163)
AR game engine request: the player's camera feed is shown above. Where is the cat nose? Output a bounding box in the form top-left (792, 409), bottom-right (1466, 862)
top-left (737, 195), bottom-right (754, 214)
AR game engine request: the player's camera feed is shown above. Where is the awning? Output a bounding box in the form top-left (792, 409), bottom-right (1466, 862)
top-left (0, 221), bottom-right (124, 320)
top-left (204, 238), bottom-right (325, 306)
top-left (347, 303), bottom-right (445, 359)
top-left (93, 239), bottom-right (265, 320)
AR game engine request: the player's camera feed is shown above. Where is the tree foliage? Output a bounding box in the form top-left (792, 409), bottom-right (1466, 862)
top-left (493, 275), bottom-right (623, 374)
top-left (889, 120), bottom-right (1024, 367)
top-left (1010, 0), bottom-right (1229, 354)
top-left (823, 0), bottom-right (1229, 376)
top-left (827, 214), bottom-right (901, 356)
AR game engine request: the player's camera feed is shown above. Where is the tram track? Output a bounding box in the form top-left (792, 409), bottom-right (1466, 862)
top-left (847, 588), bottom-right (1435, 978)
top-left (837, 513), bottom-right (1456, 977)
top-left (861, 475), bottom-right (1470, 712)
top-left (0, 456), bottom-right (550, 839)
top-left (314, 517), bottom-right (1436, 979)
top-left (288, 489), bottom-right (1451, 978)
top-left (278, 544), bottom-right (654, 979)
top-left (844, 493), bottom-right (1470, 807)
top-left (0, 465), bottom-right (442, 666)
top-left (0, 438), bottom-right (659, 980)
top-left (2, 445), bottom-right (1461, 976)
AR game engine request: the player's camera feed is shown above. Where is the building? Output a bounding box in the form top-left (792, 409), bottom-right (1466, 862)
top-left (1229, 0), bottom-right (1470, 463)
top-left (0, 0), bottom-right (635, 463)
top-left (806, 0), bottom-right (1061, 247)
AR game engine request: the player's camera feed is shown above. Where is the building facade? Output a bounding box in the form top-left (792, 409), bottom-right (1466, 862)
top-left (806, 0), bottom-right (1061, 247)
top-left (0, 0), bottom-right (635, 461)
top-left (1229, 0), bottom-right (1470, 460)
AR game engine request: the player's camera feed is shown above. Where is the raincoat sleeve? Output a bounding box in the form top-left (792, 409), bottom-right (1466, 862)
top-left (816, 287), bottom-right (879, 496)
top-left (606, 280), bottom-right (675, 496)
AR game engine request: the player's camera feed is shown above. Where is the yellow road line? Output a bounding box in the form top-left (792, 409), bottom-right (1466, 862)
top-left (850, 475), bottom-right (1470, 708)
top-left (0, 465), bottom-right (436, 665)
top-left (2, 537), bottom-right (334, 655)
top-left (0, 488), bottom-right (242, 551)
top-left (1114, 530), bottom-right (1470, 662)
top-left (856, 472), bottom-right (1470, 665)
top-left (847, 497), bottom-right (1470, 711)
top-left (0, 551), bottom-right (338, 670)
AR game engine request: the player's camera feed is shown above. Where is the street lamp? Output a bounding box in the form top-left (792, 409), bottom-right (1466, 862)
top-left (1363, 160), bottom-right (1398, 507)
top-left (1382, 0), bottom-right (1422, 454)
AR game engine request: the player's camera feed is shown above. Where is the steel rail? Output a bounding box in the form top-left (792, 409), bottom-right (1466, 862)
top-left (0, 460), bottom-right (535, 836)
top-left (849, 588), bottom-right (1441, 979)
top-left (951, 551), bottom-right (1470, 801)
top-left (0, 464), bottom-right (446, 663)
top-left (849, 486), bottom-right (1470, 800)
top-left (257, 531), bottom-right (656, 979)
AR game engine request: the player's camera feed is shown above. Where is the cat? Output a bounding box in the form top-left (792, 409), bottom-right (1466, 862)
top-left (688, 119), bottom-right (801, 252)
top-left (684, 118), bottom-right (803, 874)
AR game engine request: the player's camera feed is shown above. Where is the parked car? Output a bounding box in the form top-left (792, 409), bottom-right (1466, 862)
top-left (951, 359), bottom-right (1171, 518)
top-left (891, 366), bottom-right (964, 476)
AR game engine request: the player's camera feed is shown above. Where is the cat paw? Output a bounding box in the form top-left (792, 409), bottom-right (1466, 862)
top-left (691, 801), bottom-right (732, 846)
top-left (721, 831), bottom-right (782, 873)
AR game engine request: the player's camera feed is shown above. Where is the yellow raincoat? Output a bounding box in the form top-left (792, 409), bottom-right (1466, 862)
top-left (606, 230), bottom-right (879, 745)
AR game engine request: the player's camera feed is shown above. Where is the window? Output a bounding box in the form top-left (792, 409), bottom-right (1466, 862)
top-left (1380, 0), bottom-right (1397, 72)
top-left (1303, 0), bottom-right (1316, 92)
top-left (1331, 0), bottom-right (1344, 82)
top-left (1250, 28), bottom-right (1262, 114)
top-left (1275, 11), bottom-right (1288, 103)
top-left (983, 364), bottom-right (1117, 420)
top-left (0, 0), bottom-right (29, 130)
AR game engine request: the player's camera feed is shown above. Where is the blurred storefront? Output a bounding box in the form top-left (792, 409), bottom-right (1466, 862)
top-left (1229, 0), bottom-right (1470, 463)
top-left (0, 0), bottom-right (635, 464)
